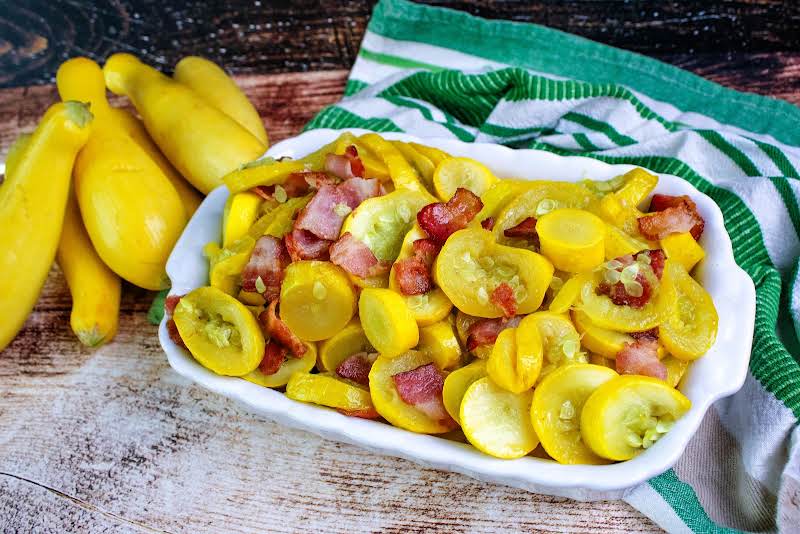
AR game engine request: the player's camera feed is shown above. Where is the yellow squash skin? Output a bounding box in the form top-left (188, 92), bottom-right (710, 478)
top-left (57, 57), bottom-right (188, 290)
top-left (173, 56), bottom-right (268, 146)
top-left (103, 53), bottom-right (266, 194)
top-left (57, 189), bottom-right (122, 347)
top-left (110, 108), bottom-right (202, 216)
top-left (0, 101), bottom-right (93, 352)
top-left (56, 56), bottom-right (202, 216)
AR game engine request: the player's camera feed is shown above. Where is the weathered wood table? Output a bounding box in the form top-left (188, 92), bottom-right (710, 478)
top-left (1, 1), bottom-right (798, 532)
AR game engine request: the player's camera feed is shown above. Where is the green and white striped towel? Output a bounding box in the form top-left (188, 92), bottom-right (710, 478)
top-left (305, 1), bottom-right (800, 532)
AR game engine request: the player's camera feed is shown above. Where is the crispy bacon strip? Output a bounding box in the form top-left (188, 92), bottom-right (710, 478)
top-left (597, 250), bottom-right (666, 308)
top-left (481, 217), bottom-right (495, 230)
top-left (298, 171), bottom-right (338, 190)
top-left (639, 194), bottom-right (704, 240)
top-left (294, 184), bottom-right (347, 240)
top-left (330, 232), bottom-right (391, 279)
top-left (616, 338), bottom-right (667, 381)
top-left (649, 194), bottom-right (685, 212)
top-left (597, 272), bottom-right (653, 309)
top-left (259, 340), bottom-right (288, 376)
top-left (393, 257), bottom-right (432, 296)
top-left (630, 328), bottom-right (659, 341)
top-left (250, 185), bottom-right (274, 201)
top-left (250, 172), bottom-right (318, 201)
top-left (643, 249), bottom-right (666, 279)
top-left (337, 177), bottom-right (382, 209)
top-left (490, 282), bottom-right (517, 317)
top-left (164, 294), bottom-right (183, 316)
top-left (166, 319), bottom-right (186, 349)
top-left (259, 300), bottom-right (307, 357)
top-left (417, 188), bottom-right (483, 245)
top-left (336, 352), bottom-right (377, 386)
top-left (391, 363), bottom-right (456, 428)
top-left (241, 236), bottom-right (290, 302)
top-left (503, 216), bottom-right (538, 238)
top-left (285, 228), bottom-right (331, 262)
top-left (325, 145), bottom-right (365, 180)
top-left (293, 178), bottom-right (381, 241)
top-left (345, 145), bottom-right (366, 177)
top-left (465, 316), bottom-right (523, 351)
top-left (393, 238), bottom-right (440, 296)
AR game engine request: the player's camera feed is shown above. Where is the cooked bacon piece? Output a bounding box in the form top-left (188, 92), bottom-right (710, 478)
top-left (337, 407), bottom-right (380, 419)
top-left (166, 319), bottom-right (186, 348)
top-left (393, 238), bottom-right (440, 296)
top-left (504, 216), bottom-right (538, 238)
top-left (616, 338), bottom-right (667, 381)
top-left (344, 145), bottom-right (366, 178)
top-left (417, 187), bottom-right (484, 245)
top-left (297, 171), bottom-right (338, 190)
top-left (250, 185), bottom-right (274, 200)
top-left (336, 352), bottom-right (377, 386)
top-left (294, 184), bottom-right (347, 240)
top-left (325, 145), bottom-right (365, 180)
top-left (481, 217), bottom-right (495, 230)
top-left (250, 173), bottom-right (315, 201)
top-left (325, 153), bottom-right (354, 180)
top-left (597, 272), bottom-right (653, 309)
top-left (164, 294), bottom-right (183, 316)
top-left (490, 282), bottom-right (517, 318)
top-left (391, 363), bottom-right (455, 427)
top-left (394, 256), bottom-right (433, 295)
top-left (259, 340), bottom-right (288, 376)
top-left (392, 364), bottom-right (443, 403)
top-left (640, 194), bottom-right (704, 240)
top-left (259, 300), bottom-right (307, 357)
top-left (412, 238), bottom-right (440, 265)
top-left (394, 256), bottom-right (432, 295)
top-left (630, 328), bottom-right (659, 341)
top-left (293, 178), bottom-right (381, 241)
top-left (337, 177), bottom-right (382, 209)
top-left (597, 251), bottom-right (665, 308)
top-left (649, 194), bottom-right (685, 212)
top-left (241, 236), bottom-right (290, 301)
top-left (330, 232), bottom-right (391, 279)
top-left (465, 316), bottom-right (523, 351)
top-left (641, 249), bottom-right (666, 279)
top-left (281, 172), bottom-right (313, 197)
top-left (285, 228), bottom-right (331, 262)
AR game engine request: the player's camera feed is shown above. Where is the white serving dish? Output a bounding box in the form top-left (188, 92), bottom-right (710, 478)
top-left (159, 128), bottom-right (755, 501)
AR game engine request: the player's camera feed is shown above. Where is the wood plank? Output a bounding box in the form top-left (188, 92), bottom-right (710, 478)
top-left (0, 326), bottom-right (660, 533)
top-left (2, 0), bottom-right (800, 97)
top-left (0, 475), bottom-right (145, 533)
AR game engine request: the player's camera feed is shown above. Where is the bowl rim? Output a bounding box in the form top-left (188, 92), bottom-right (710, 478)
top-left (160, 128), bottom-right (756, 494)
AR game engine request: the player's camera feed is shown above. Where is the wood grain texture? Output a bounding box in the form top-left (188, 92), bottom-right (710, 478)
top-left (1, 0), bottom-right (800, 104)
top-left (0, 297), bottom-right (661, 533)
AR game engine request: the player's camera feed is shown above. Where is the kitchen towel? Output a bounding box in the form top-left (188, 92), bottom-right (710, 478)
top-left (305, 0), bottom-right (800, 532)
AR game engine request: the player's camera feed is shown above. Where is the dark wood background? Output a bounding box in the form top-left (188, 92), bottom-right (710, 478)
top-left (1, 0), bottom-right (799, 103)
top-left (1, 2), bottom-right (798, 532)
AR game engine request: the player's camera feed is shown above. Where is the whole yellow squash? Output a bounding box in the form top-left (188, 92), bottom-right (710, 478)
top-left (57, 57), bottom-right (187, 290)
top-left (6, 131), bottom-right (121, 348)
top-left (173, 56), bottom-right (268, 146)
top-left (103, 53), bottom-right (266, 194)
top-left (0, 101), bottom-right (93, 352)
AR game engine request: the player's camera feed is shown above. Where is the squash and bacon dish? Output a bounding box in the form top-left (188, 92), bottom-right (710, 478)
top-left (166, 133), bottom-right (717, 464)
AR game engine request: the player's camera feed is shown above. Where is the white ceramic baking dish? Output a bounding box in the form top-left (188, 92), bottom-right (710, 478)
top-left (159, 128), bottom-right (755, 501)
